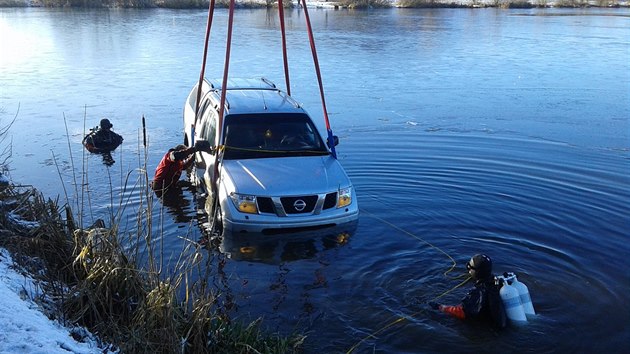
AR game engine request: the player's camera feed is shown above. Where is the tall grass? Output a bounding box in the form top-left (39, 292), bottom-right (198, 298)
top-left (0, 108), bottom-right (303, 353)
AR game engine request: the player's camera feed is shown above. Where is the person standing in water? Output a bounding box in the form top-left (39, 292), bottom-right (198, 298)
top-left (151, 140), bottom-right (212, 195)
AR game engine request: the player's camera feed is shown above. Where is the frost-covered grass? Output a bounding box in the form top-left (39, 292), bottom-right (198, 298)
top-left (0, 248), bottom-right (109, 353)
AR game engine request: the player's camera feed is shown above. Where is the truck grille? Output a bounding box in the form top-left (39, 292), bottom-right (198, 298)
top-left (281, 195), bottom-right (318, 214)
top-left (257, 197), bottom-right (275, 214)
top-left (323, 192), bottom-right (337, 210)
top-left (256, 193), bottom-right (336, 215)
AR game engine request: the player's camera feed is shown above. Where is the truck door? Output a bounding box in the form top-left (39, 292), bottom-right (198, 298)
top-left (195, 106), bottom-right (219, 195)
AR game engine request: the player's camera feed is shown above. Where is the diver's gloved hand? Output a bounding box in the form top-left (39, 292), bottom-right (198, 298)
top-left (428, 302), bottom-right (441, 310)
top-left (193, 140), bottom-right (213, 153)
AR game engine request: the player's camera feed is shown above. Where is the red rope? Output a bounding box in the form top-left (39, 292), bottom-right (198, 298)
top-left (301, 3), bottom-right (330, 131)
top-left (217, 0), bottom-right (235, 139)
top-left (278, 0), bottom-right (291, 96)
top-left (194, 0), bottom-right (216, 122)
top-left (212, 0), bottom-right (236, 189)
top-left (301, 2), bottom-right (336, 158)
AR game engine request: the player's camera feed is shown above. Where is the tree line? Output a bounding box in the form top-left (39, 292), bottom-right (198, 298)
top-left (1, 0), bottom-right (627, 9)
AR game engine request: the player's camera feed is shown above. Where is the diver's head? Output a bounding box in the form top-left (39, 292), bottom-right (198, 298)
top-left (466, 254), bottom-right (492, 281)
top-left (100, 118), bottom-right (113, 130)
top-left (171, 144), bottom-right (187, 151)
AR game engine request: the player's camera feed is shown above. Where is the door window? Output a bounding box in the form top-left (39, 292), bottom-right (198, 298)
top-left (197, 108), bottom-right (218, 146)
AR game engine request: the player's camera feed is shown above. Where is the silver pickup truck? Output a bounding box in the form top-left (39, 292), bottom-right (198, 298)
top-left (182, 78), bottom-right (358, 235)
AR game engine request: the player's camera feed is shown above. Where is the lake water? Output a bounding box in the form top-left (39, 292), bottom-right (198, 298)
top-left (1, 6), bottom-right (629, 353)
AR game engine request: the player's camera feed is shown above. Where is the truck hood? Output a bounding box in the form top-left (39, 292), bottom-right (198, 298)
top-left (221, 156), bottom-right (351, 196)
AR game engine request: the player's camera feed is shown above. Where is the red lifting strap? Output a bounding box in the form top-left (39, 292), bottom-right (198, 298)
top-left (193, 0), bottom-right (337, 159)
top-left (300, 3), bottom-right (337, 159)
top-left (212, 0), bottom-right (237, 191)
top-left (195, 0), bottom-right (217, 122)
top-left (217, 0), bottom-right (236, 139)
top-left (278, 0), bottom-right (291, 96)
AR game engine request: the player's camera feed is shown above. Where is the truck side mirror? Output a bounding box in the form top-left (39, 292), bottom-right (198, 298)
top-left (327, 135), bottom-right (339, 148)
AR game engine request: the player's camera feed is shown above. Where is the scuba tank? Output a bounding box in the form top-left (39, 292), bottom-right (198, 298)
top-left (497, 276), bottom-right (527, 323)
top-left (504, 272), bottom-right (535, 317)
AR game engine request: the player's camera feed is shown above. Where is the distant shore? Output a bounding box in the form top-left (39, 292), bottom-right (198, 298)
top-left (1, 0), bottom-right (629, 9)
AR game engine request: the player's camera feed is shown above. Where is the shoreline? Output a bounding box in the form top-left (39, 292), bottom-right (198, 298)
top-left (1, 0), bottom-right (629, 9)
top-left (0, 174), bottom-right (301, 353)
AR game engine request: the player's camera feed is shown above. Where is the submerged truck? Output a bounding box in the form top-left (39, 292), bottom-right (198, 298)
top-left (182, 78), bottom-right (358, 235)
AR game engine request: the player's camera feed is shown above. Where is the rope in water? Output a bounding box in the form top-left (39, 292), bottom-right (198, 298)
top-left (345, 276), bottom-right (470, 354)
top-left (361, 208), bottom-right (465, 280)
top-left (345, 207), bottom-right (471, 353)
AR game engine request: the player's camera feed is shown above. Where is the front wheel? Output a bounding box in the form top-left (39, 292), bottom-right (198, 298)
top-left (188, 165), bottom-right (202, 189)
top-left (205, 196), bottom-right (223, 236)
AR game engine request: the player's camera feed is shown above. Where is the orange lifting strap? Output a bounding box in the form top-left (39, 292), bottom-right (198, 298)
top-left (194, 0), bottom-right (337, 159)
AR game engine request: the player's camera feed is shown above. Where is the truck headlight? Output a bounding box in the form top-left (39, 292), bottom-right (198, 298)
top-left (229, 193), bottom-right (258, 214)
top-left (337, 187), bottom-right (352, 208)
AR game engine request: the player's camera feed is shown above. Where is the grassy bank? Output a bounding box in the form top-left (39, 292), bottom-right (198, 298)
top-left (0, 108), bottom-right (302, 352)
top-left (0, 185), bottom-right (303, 353)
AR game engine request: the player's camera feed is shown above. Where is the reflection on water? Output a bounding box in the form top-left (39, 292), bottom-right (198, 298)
top-left (190, 187), bottom-right (358, 264)
top-left (153, 181), bottom-right (195, 224)
top-left (98, 151), bottom-right (116, 166)
top-left (218, 224), bottom-right (357, 264)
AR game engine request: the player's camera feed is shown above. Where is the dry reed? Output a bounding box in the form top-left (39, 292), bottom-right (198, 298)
top-left (0, 108), bottom-right (303, 353)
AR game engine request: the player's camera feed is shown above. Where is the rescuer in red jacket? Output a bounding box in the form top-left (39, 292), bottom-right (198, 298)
top-left (429, 254), bottom-right (507, 329)
top-left (151, 141), bottom-right (212, 195)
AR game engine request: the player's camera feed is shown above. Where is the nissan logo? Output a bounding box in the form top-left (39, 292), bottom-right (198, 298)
top-left (293, 199), bottom-right (307, 212)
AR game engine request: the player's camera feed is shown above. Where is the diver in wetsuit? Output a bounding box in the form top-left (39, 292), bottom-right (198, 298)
top-left (82, 118), bottom-right (123, 153)
top-left (429, 254), bottom-right (507, 329)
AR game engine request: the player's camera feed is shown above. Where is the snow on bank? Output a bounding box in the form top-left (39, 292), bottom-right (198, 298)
top-left (0, 249), bottom-right (109, 354)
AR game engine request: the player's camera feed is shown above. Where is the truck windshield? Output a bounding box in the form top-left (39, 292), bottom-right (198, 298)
top-left (222, 113), bottom-right (329, 160)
